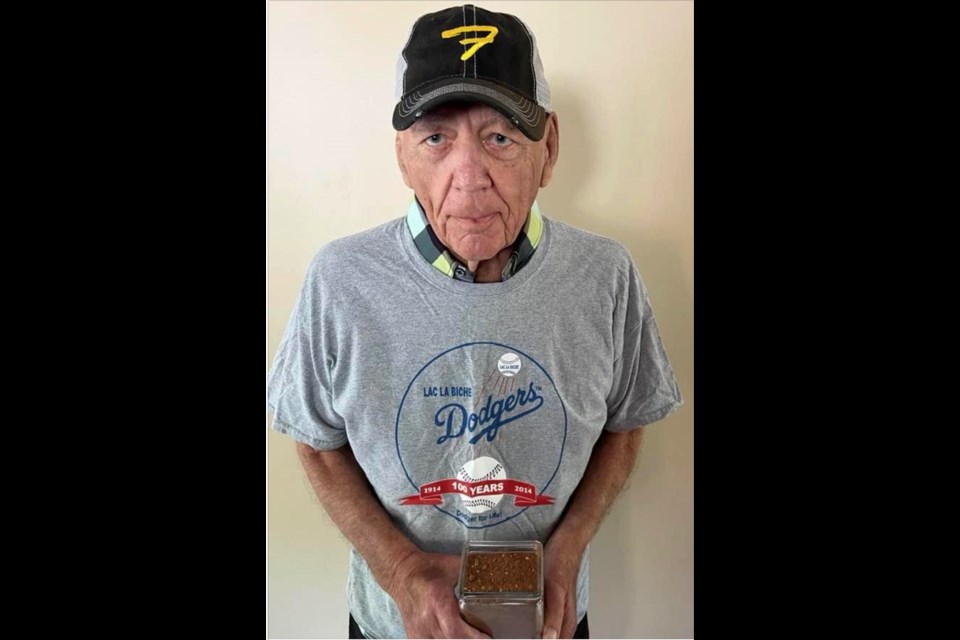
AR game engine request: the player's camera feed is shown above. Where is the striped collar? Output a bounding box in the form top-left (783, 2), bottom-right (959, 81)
top-left (405, 198), bottom-right (544, 282)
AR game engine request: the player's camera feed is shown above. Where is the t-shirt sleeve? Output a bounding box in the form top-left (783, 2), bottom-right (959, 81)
top-left (267, 264), bottom-right (348, 451)
top-left (605, 259), bottom-right (684, 432)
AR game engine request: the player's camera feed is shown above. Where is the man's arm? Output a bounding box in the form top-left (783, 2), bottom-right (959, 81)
top-left (295, 442), bottom-right (489, 639)
top-left (541, 427), bottom-right (645, 639)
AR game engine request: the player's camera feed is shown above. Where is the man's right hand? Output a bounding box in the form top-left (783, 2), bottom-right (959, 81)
top-left (387, 550), bottom-right (491, 639)
top-left (295, 443), bottom-right (489, 638)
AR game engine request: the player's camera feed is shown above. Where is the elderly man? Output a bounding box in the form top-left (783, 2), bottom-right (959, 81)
top-left (267, 4), bottom-right (682, 639)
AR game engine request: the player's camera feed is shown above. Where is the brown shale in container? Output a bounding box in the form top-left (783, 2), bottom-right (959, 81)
top-left (464, 551), bottom-right (538, 593)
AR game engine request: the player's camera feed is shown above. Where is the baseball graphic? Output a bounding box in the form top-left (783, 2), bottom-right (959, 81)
top-left (497, 352), bottom-right (521, 377)
top-left (457, 456), bottom-right (507, 514)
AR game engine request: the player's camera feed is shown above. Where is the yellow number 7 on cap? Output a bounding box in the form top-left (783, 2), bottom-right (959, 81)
top-left (441, 26), bottom-right (499, 61)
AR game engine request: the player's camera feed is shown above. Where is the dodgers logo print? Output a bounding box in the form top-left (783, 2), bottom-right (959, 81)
top-left (395, 342), bottom-right (567, 528)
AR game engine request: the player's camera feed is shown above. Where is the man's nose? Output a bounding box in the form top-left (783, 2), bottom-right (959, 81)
top-left (450, 138), bottom-right (492, 192)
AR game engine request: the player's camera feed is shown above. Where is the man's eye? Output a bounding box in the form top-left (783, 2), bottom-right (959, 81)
top-left (425, 133), bottom-right (445, 146)
top-left (490, 133), bottom-right (512, 146)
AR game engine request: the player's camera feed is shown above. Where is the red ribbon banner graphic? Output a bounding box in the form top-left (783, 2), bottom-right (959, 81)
top-left (400, 477), bottom-right (554, 507)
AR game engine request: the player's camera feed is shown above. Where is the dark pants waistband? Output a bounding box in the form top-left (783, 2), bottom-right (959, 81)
top-left (348, 611), bottom-right (590, 639)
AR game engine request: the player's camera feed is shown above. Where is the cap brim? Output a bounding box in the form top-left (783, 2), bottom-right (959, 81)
top-left (393, 78), bottom-right (547, 141)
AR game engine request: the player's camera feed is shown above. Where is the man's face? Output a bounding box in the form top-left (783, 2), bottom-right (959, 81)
top-left (396, 102), bottom-right (559, 265)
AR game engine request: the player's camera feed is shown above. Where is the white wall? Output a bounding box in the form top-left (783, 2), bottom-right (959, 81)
top-left (267, 1), bottom-right (693, 637)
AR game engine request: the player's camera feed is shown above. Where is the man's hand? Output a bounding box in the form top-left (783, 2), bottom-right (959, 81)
top-left (541, 532), bottom-right (582, 639)
top-left (387, 550), bottom-right (491, 639)
top-left (297, 444), bottom-right (485, 637)
top-left (542, 427), bottom-right (645, 639)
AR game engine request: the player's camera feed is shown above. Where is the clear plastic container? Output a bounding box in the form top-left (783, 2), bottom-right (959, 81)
top-left (455, 540), bottom-right (544, 639)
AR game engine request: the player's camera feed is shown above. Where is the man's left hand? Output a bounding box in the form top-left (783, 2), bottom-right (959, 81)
top-left (539, 428), bottom-right (645, 638)
top-left (541, 533), bottom-right (582, 639)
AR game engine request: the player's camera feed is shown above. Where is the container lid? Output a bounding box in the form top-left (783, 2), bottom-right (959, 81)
top-left (456, 540), bottom-right (543, 600)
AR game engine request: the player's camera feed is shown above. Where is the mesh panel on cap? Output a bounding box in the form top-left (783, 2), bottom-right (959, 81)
top-left (517, 17), bottom-right (552, 112)
top-left (395, 51), bottom-right (407, 102)
top-left (394, 17), bottom-right (420, 101)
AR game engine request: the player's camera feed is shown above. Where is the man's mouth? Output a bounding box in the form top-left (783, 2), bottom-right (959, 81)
top-left (455, 213), bottom-right (497, 225)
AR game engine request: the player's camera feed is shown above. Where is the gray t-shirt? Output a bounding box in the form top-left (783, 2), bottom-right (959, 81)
top-left (268, 215), bottom-right (683, 638)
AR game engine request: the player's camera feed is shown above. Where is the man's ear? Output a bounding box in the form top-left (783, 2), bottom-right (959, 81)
top-left (539, 112), bottom-right (560, 188)
top-left (396, 133), bottom-right (413, 189)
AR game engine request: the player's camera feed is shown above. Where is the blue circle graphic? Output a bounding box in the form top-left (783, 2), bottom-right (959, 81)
top-left (394, 341), bottom-right (568, 529)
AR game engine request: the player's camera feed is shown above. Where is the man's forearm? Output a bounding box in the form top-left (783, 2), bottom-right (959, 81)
top-left (549, 427), bottom-right (644, 552)
top-left (296, 442), bottom-right (490, 638)
top-left (540, 427), bottom-right (645, 638)
top-left (296, 442), bottom-right (418, 593)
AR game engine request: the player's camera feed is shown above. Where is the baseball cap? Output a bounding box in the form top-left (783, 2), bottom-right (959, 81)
top-left (392, 4), bottom-right (552, 141)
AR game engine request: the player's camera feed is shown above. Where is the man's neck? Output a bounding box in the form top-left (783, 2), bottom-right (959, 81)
top-left (464, 246), bottom-right (515, 283)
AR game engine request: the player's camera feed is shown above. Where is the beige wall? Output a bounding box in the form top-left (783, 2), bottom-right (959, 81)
top-left (267, 1), bottom-right (693, 638)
